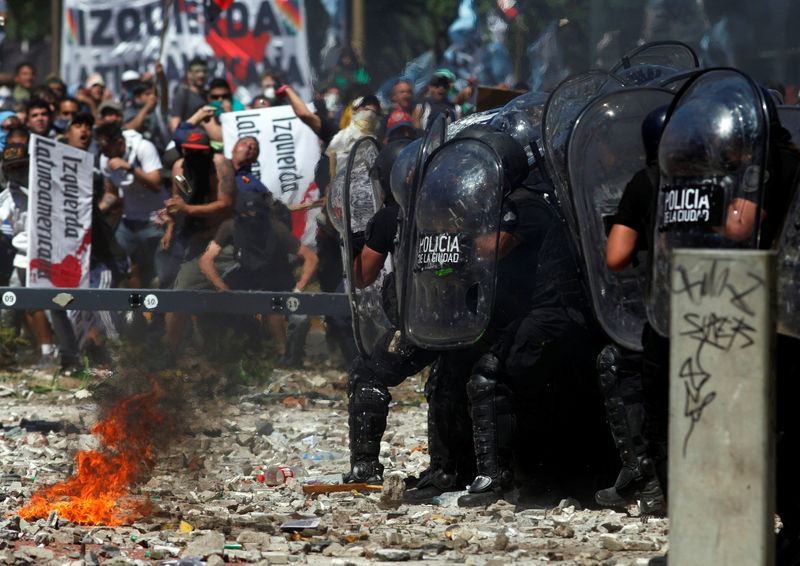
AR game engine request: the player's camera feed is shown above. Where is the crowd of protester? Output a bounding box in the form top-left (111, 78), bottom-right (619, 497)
top-left (0, 53), bottom-right (472, 372)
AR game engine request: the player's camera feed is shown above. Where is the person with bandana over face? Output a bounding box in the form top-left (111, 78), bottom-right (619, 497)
top-left (163, 125), bottom-right (235, 353)
top-left (325, 95), bottom-right (381, 176)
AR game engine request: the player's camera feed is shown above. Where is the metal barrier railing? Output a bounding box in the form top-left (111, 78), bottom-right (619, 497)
top-left (0, 288), bottom-right (350, 316)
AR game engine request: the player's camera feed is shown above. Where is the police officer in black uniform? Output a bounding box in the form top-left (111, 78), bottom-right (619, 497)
top-left (435, 125), bottom-right (602, 507)
top-left (344, 139), bottom-right (476, 495)
top-left (594, 104), bottom-right (670, 514)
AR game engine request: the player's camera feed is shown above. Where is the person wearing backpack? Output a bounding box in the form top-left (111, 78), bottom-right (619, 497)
top-left (198, 190), bottom-right (318, 363)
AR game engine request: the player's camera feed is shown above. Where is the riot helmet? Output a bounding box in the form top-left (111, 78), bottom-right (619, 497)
top-left (488, 92), bottom-right (549, 166)
top-left (641, 104), bottom-right (669, 165)
top-left (456, 124), bottom-right (529, 192)
top-left (371, 138), bottom-right (413, 204)
top-left (389, 137), bottom-right (422, 211)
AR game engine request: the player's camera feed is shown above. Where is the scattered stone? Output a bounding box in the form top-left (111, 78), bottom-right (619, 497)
top-left (182, 532), bottom-right (224, 558)
top-left (374, 548), bottom-right (411, 561)
top-left (601, 535), bottom-right (626, 551)
top-left (601, 522), bottom-right (623, 533)
top-left (322, 542), bottom-right (344, 557)
top-left (0, 373), bottom-right (669, 566)
top-left (14, 546), bottom-right (54, 562)
top-left (379, 472), bottom-right (405, 509)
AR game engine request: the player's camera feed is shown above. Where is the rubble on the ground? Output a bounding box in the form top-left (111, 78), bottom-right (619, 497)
top-left (0, 366), bottom-right (669, 565)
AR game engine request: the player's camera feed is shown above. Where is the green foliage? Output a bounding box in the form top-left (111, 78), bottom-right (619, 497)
top-left (5, 0), bottom-right (51, 43)
top-left (0, 323), bottom-right (29, 367)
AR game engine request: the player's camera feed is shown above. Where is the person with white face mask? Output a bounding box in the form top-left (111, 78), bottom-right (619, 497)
top-left (325, 95), bottom-right (382, 175)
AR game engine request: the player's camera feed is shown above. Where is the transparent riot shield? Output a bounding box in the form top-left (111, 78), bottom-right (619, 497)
top-left (325, 136), bottom-right (388, 356)
top-left (610, 40), bottom-right (700, 74)
top-left (567, 87), bottom-right (674, 351)
top-left (616, 65), bottom-right (679, 86)
top-left (398, 113), bottom-right (450, 334)
top-left (446, 108), bottom-right (500, 139)
top-left (657, 69), bottom-right (704, 92)
top-left (648, 68), bottom-right (769, 336)
top-left (541, 70), bottom-right (627, 242)
top-left (403, 138), bottom-right (504, 349)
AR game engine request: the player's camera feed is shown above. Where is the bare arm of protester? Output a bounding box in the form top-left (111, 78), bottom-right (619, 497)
top-left (186, 105), bottom-right (215, 126)
top-left (106, 156), bottom-right (161, 192)
top-left (353, 245), bottom-right (386, 289)
top-left (165, 154), bottom-right (234, 217)
top-left (185, 105), bottom-right (223, 141)
top-left (606, 224), bottom-right (639, 271)
top-left (723, 197), bottom-right (764, 242)
top-left (411, 105), bottom-right (422, 130)
top-left (157, 210), bottom-right (175, 250)
top-left (294, 243), bottom-right (319, 291)
top-left (76, 89), bottom-right (98, 119)
top-left (98, 178), bottom-right (120, 213)
top-left (202, 116), bottom-right (223, 142)
top-left (279, 85), bottom-right (322, 135)
top-left (198, 240), bottom-right (229, 291)
top-left (124, 91), bottom-right (158, 132)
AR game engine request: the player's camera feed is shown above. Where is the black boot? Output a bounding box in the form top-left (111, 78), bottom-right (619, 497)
top-left (406, 355), bottom-right (476, 503)
top-left (594, 344), bottom-right (666, 515)
top-left (594, 456), bottom-right (665, 514)
top-left (458, 355), bottom-right (515, 507)
top-left (343, 361), bottom-right (390, 484)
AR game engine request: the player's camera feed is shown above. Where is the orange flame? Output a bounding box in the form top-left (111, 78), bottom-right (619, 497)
top-left (18, 385), bottom-right (166, 525)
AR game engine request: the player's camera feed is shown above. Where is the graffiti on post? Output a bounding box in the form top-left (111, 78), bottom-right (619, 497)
top-left (673, 258), bottom-right (763, 456)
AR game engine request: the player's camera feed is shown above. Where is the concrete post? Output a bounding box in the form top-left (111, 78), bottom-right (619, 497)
top-left (669, 249), bottom-right (776, 566)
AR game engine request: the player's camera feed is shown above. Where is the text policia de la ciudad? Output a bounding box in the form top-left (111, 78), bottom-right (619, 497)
top-left (416, 232), bottom-right (465, 272)
top-left (235, 113), bottom-right (301, 194)
top-left (33, 138), bottom-right (84, 280)
top-left (662, 184), bottom-right (722, 226)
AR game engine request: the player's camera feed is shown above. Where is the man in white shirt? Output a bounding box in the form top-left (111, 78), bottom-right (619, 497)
top-left (95, 122), bottom-right (172, 287)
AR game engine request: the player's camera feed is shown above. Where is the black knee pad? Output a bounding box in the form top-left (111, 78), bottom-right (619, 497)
top-left (467, 353), bottom-right (505, 404)
top-left (597, 343), bottom-right (622, 394)
top-left (348, 358), bottom-right (391, 408)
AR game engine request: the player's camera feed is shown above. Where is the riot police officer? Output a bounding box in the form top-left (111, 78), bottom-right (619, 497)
top-left (332, 138), bottom-right (477, 495)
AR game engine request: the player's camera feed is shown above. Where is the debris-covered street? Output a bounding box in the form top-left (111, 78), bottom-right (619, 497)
top-left (0, 359), bottom-right (668, 566)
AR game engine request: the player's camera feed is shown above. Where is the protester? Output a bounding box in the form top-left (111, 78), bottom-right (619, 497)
top-left (123, 81), bottom-right (168, 152)
top-left (169, 57), bottom-right (208, 132)
top-left (0, 140), bottom-right (58, 368)
top-left (326, 94), bottom-right (381, 174)
top-left (198, 189), bottom-right (318, 364)
top-left (97, 101), bottom-right (124, 127)
top-left (12, 62), bottom-right (34, 105)
top-left (412, 74), bottom-right (457, 131)
top-left (25, 97), bottom-right (55, 138)
top-left (163, 125), bottom-right (235, 352)
top-left (95, 122), bottom-right (169, 288)
top-left (54, 97), bottom-right (79, 134)
top-left (43, 73), bottom-right (66, 104)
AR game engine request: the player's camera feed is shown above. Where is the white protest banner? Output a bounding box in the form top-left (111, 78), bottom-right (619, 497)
top-left (27, 135), bottom-right (94, 289)
top-left (220, 105), bottom-right (321, 247)
top-left (60, 0), bottom-right (312, 101)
